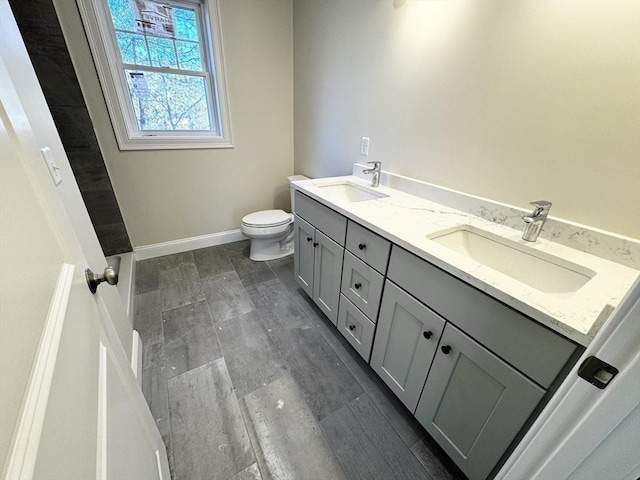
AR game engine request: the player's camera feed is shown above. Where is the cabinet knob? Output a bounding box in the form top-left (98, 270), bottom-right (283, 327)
top-left (441, 345), bottom-right (451, 355)
top-left (354, 282), bottom-right (362, 289)
top-left (313, 242), bottom-right (319, 247)
top-left (306, 236), bottom-right (313, 242)
top-left (423, 331), bottom-right (433, 340)
top-left (348, 324), bottom-right (356, 331)
top-left (358, 243), bottom-right (366, 250)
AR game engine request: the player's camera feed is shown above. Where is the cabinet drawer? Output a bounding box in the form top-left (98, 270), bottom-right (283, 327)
top-left (337, 295), bottom-right (376, 362)
top-left (295, 191), bottom-right (346, 246)
top-left (341, 251), bottom-right (384, 320)
top-left (345, 221), bottom-right (391, 273)
top-left (388, 246), bottom-right (577, 388)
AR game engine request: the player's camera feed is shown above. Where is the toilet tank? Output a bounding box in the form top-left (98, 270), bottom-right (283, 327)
top-left (287, 175), bottom-right (309, 213)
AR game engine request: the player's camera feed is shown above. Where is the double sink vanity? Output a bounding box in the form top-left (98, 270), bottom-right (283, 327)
top-left (290, 171), bottom-right (638, 480)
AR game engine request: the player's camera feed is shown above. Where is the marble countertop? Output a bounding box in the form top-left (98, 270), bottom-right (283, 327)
top-left (292, 176), bottom-right (639, 346)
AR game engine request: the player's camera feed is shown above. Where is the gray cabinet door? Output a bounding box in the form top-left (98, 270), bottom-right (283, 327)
top-left (370, 281), bottom-right (445, 412)
top-left (313, 229), bottom-right (344, 325)
top-left (294, 215), bottom-right (315, 297)
top-left (415, 323), bottom-right (545, 480)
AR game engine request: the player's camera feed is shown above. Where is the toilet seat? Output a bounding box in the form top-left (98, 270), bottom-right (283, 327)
top-left (241, 209), bottom-right (292, 228)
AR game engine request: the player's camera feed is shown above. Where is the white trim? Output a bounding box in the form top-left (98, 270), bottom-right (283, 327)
top-left (131, 330), bottom-right (143, 384)
top-left (2, 264), bottom-right (75, 480)
top-left (96, 342), bottom-right (108, 480)
top-left (119, 252), bottom-right (135, 317)
top-left (134, 228), bottom-right (245, 260)
top-left (155, 450), bottom-right (164, 480)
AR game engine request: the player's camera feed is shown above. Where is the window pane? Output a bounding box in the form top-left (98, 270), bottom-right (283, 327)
top-left (148, 37), bottom-right (178, 68)
top-left (116, 32), bottom-right (151, 65)
top-left (174, 7), bottom-right (199, 41)
top-left (176, 41), bottom-right (202, 71)
top-left (125, 70), bottom-right (211, 131)
top-left (107, 0), bottom-right (135, 31)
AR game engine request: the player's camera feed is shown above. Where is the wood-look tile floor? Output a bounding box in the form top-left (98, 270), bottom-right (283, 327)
top-left (134, 240), bottom-right (467, 480)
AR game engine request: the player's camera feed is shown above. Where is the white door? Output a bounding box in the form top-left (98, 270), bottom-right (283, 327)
top-left (0, 3), bottom-right (169, 478)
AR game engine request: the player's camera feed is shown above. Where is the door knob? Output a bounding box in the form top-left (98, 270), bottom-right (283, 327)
top-left (85, 266), bottom-right (118, 294)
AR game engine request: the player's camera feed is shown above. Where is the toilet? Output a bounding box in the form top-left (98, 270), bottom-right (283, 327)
top-left (240, 175), bottom-right (308, 261)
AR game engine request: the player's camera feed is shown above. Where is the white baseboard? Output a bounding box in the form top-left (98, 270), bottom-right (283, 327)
top-left (133, 229), bottom-right (246, 261)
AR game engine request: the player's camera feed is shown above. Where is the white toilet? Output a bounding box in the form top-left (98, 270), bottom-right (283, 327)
top-left (240, 175), bottom-right (308, 261)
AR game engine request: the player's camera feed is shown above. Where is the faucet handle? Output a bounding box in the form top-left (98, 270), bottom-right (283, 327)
top-left (528, 200), bottom-right (552, 216)
top-left (367, 161), bottom-right (381, 168)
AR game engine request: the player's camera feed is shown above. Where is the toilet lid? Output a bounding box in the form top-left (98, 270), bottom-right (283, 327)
top-left (242, 209), bottom-right (292, 228)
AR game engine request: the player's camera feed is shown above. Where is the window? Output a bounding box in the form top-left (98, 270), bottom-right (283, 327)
top-left (78, 0), bottom-right (232, 149)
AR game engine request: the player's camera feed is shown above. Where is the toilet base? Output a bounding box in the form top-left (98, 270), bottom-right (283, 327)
top-left (248, 238), bottom-right (294, 262)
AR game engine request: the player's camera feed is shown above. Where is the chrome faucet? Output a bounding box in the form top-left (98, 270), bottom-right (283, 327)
top-left (363, 161), bottom-right (381, 187)
top-left (522, 200), bottom-right (552, 242)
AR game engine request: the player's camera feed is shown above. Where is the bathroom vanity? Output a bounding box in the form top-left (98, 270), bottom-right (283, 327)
top-left (291, 172), bottom-right (639, 480)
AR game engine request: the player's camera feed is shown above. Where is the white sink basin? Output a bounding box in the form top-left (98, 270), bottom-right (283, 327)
top-left (318, 182), bottom-right (388, 202)
top-left (428, 226), bottom-right (596, 298)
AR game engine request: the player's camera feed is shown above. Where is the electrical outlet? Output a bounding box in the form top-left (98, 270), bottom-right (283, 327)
top-left (360, 137), bottom-right (370, 156)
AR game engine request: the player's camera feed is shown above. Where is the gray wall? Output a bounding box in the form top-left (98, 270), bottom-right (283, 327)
top-left (293, 0), bottom-right (640, 239)
top-left (9, 0), bottom-right (132, 256)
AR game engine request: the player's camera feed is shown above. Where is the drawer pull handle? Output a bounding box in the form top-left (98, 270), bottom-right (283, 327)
top-left (313, 242), bottom-right (319, 247)
top-left (348, 324), bottom-right (356, 331)
top-left (358, 243), bottom-right (366, 250)
top-left (306, 236), bottom-right (313, 242)
top-left (441, 345), bottom-right (451, 355)
top-left (354, 282), bottom-right (362, 289)
top-left (423, 331), bottom-right (433, 340)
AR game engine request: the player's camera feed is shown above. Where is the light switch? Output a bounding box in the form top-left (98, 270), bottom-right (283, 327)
top-left (41, 147), bottom-right (62, 185)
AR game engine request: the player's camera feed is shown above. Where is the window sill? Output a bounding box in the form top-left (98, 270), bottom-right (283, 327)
top-left (115, 134), bottom-right (234, 151)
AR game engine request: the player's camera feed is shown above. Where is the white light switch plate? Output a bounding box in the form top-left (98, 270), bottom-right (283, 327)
top-left (41, 147), bottom-right (62, 185)
top-left (360, 137), bottom-right (370, 156)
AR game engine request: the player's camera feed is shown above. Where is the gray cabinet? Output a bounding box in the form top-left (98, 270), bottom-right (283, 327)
top-left (294, 191), bottom-right (579, 480)
top-left (415, 323), bottom-right (545, 480)
top-left (294, 192), bottom-right (346, 326)
top-left (335, 222), bottom-right (391, 360)
top-left (313, 230), bottom-right (344, 324)
top-left (370, 280), bottom-right (445, 412)
top-left (388, 246), bottom-right (577, 388)
top-left (294, 215), bottom-right (315, 297)
top-left (294, 215), bottom-right (344, 325)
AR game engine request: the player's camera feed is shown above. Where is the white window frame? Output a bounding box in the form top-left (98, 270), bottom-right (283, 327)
top-left (77, 0), bottom-right (233, 150)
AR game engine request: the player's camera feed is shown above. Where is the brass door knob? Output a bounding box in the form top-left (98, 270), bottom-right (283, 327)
top-left (85, 266), bottom-right (118, 294)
